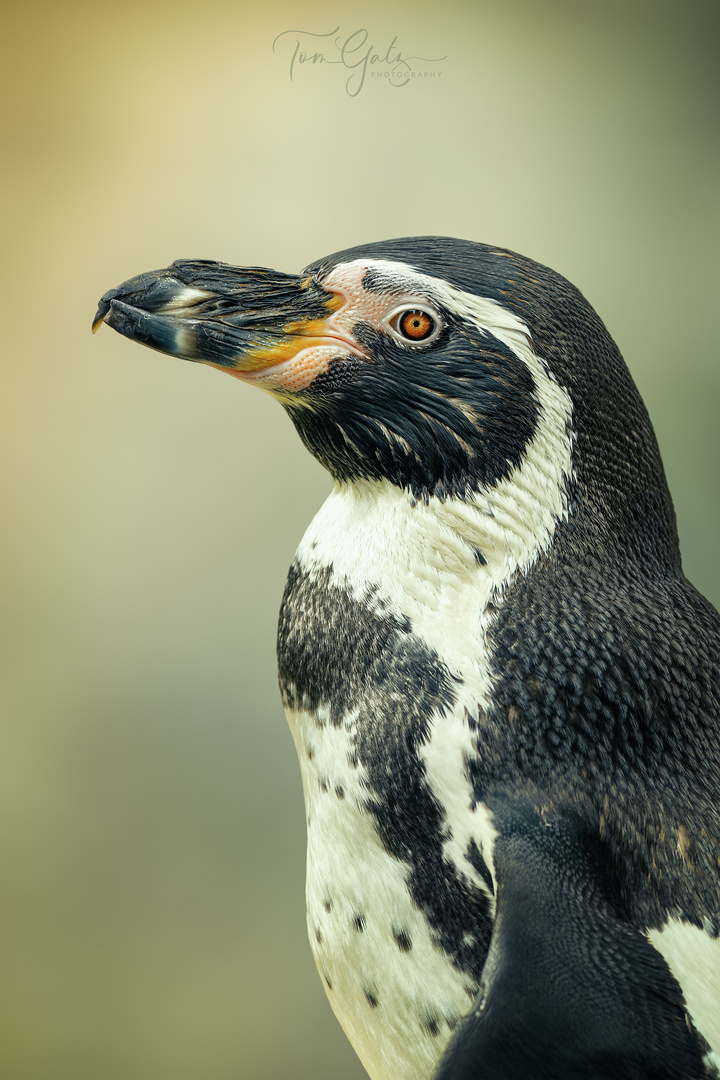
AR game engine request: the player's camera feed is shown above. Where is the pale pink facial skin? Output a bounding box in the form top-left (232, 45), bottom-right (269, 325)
top-left (218, 260), bottom-right (441, 396)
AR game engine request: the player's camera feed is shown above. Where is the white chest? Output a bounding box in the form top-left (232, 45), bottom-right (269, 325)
top-left (287, 704), bottom-right (483, 1080)
top-left (281, 486), bottom-right (515, 1080)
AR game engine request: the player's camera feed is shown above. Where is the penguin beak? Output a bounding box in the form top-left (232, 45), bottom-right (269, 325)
top-left (93, 259), bottom-right (366, 393)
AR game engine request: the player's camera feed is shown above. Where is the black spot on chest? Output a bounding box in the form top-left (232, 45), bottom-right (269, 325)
top-left (278, 563), bottom-right (413, 723)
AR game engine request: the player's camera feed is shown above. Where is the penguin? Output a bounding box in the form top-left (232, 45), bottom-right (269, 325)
top-left (94, 237), bottom-right (720, 1080)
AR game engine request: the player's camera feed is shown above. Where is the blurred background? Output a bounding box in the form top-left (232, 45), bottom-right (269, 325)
top-left (1, 1), bottom-right (717, 1077)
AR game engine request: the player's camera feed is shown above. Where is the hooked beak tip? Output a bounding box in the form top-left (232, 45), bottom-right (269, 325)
top-left (92, 299), bottom-right (111, 334)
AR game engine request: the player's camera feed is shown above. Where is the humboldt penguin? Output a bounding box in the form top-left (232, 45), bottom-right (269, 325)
top-left (95, 237), bottom-right (720, 1079)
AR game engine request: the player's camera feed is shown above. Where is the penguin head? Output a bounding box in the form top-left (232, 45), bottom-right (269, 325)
top-left (94, 237), bottom-right (680, 568)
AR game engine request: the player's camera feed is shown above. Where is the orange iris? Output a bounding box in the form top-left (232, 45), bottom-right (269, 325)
top-left (398, 309), bottom-right (435, 341)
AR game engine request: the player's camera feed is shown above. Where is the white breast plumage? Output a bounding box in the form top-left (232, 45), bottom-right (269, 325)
top-left (287, 701), bottom-right (478, 1080)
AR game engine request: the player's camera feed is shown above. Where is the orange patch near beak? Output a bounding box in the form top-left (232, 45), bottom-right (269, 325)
top-left (228, 319), bottom-right (337, 373)
top-left (200, 291), bottom-right (365, 394)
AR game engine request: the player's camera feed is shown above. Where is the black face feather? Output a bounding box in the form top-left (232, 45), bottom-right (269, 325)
top-left (285, 315), bottom-right (538, 501)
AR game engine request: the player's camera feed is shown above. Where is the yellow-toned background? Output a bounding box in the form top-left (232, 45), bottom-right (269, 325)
top-left (1, 2), bottom-right (717, 1077)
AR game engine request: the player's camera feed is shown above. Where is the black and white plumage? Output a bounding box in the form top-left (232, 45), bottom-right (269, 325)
top-left (95, 237), bottom-right (720, 1080)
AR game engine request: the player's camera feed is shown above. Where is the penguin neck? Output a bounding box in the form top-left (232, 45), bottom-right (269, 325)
top-left (294, 469), bottom-right (570, 647)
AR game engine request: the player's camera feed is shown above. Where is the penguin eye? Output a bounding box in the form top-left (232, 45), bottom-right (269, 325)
top-left (387, 306), bottom-right (440, 345)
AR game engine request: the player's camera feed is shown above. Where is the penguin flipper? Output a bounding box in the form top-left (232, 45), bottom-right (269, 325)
top-left (433, 799), bottom-right (708, 1080)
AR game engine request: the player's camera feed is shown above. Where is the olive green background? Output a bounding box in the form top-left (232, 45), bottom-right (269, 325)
top-left (1, 1), bottom-right (717, 1078)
